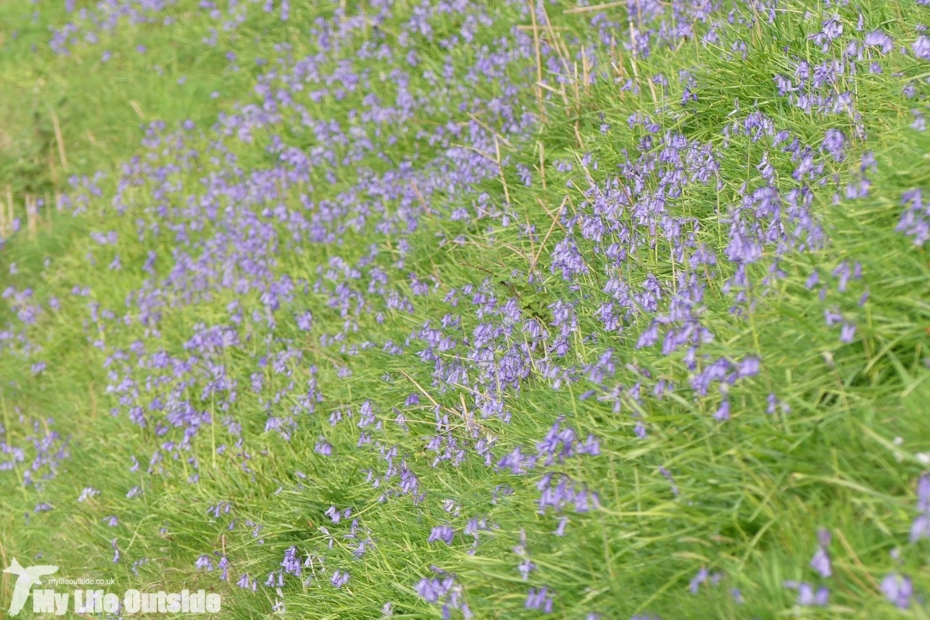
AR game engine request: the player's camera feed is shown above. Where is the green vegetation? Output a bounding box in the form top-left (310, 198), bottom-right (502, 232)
top-left (1, 1), bottom-right (928, 618)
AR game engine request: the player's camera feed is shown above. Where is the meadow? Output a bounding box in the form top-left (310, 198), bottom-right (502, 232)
top-left (1, 0), bottom-right (929, 618)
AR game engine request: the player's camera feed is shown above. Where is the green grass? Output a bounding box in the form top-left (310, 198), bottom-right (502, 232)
top-left (1, 1), bottom-right (929, 619)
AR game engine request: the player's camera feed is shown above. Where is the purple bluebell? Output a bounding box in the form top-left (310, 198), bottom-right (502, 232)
top-left (881, 573), bottom-right (913, 609)
top-left (840, 323), bottom-right (856, 343)
top-left (331, 570), bottom-right (349, 588)
top-left (784, 581), bottom-right (829, 607)
top-left (809, 529), bottom-right (832, 578)
top-left (525, 587), bottom-right (554, 613)
top-left (428, 525), bottom-right (454, 545)
top-left (689, 567), bottom-right (708, 594)
top-left (912, 36), bottom-right (930, 60)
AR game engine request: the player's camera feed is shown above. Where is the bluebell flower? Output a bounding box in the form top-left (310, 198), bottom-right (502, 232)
top-left (525, 587), bottom-right (553, 613)
top-left (881, 573), bottom-right (913, 609)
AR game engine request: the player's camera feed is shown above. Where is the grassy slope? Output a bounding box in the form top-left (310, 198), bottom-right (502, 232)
top-left (1, 1), bottom-right (929, 619)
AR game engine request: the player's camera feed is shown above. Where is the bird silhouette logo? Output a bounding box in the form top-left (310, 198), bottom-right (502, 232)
top-left (3, 557), bottom-right (59, 616)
